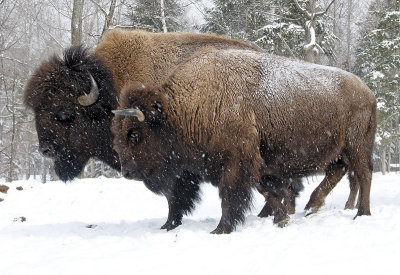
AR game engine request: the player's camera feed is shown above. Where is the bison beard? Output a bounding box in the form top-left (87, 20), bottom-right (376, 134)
top-left (54, 155), bottom-right (87, 182)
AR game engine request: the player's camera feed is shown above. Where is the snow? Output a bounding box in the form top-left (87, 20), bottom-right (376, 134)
top-left (1, 173), bottom-right (400, 274)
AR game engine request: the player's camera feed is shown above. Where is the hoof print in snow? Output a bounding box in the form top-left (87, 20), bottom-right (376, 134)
top-left (13, 217), bottom-right (26, 222)
top-left (0, 185), bottom-right (9, 194)
top-left (86, 224), bottom-right (97, 229)
top-left (16, 186), bottom-right (23, 191)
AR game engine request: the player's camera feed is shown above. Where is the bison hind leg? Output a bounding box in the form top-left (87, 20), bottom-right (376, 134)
top-left (344, 170), bottom-right (359, 209)
top-left (304, 161), bottom-right (347, 215)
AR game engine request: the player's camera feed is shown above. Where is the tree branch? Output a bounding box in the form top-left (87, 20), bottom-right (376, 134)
top-left (88, 0), bottom-right (107, 16)
top-left (0, 55), bottom-right (29, 66)
top-left (316, 0), bottom-right (336, 18)
top-left (292, 0), bottom-right (311, 18)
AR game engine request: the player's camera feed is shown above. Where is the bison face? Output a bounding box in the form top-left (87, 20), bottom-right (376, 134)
top-left (24, 46), bottom-right (119, 181)
top-left (34, 104), bottom-right (110, 181)
top-left (112, 85), bottom-right (169, 181)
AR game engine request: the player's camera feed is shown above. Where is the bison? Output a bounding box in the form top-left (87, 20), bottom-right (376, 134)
top-left (24, 28), bottom-right (361, 227)
top-left (23, 29), bottom-right (262, 182)
top-left (23, 29), bottom-right (298, 227)
top-left (112, 48), bottom-right (376, 234)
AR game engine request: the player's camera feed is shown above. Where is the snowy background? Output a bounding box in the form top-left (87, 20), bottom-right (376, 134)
top-left (1, 173), bottom-right (399, 274)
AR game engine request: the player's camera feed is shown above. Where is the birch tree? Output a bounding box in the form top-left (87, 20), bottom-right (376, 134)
top-left (291, 0), bottom-right (336, 62)
top-left (72, 0), bottom-right (85, 46)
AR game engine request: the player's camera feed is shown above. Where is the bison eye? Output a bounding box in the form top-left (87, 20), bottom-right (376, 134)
top-left (128, 130), bottom-right (139, 145)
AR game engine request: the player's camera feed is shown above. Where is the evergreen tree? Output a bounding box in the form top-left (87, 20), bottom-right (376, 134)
top-left (201, 0), bottom-right (272, 41)
top-left (355, 0), bottom-right (400, 172)
top-left (202, 0), bottom-right (337, 62)
top-left (125, 0), bottom-right (185, 32)
top-left (256, 0), bottom-right (337, 62)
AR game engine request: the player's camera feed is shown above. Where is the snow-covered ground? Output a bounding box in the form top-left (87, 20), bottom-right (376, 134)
top-left (1, 173), bottom-right (399, 275)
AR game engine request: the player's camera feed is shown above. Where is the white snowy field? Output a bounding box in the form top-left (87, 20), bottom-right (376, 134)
top-left (1, 173), bottom-right (399, 275)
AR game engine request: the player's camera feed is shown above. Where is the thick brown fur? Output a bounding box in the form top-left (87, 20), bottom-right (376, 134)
top-left (95, 29), bottom-right (262, 92)
top-left (112, 49), bottom-right (377, 233)
top-left (23, 29), bottom-right (262, 182)
top-left (24, 29), bottom-right (294, 228)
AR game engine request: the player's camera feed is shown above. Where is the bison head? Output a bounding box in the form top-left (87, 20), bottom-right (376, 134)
top-left (111, 84), bottom-right (170, 181)
top-left (24, 46), bottom-right (119, 181)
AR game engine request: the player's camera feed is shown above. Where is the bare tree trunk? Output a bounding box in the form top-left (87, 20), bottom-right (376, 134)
top-left (160, 0), bottom-right (168, 33)
top-left (6, 104), bottom-right (16, 183)
top-left (345, 0), bottom-right (352, 71)
top-left (41, 156), bottom-right (47, 183)
top-left (102, 0), bottom-right (117, 35)
top-left (388, 120), bottom-right (393, 173)
top-left (381, 146), bottom-right (386, 175)
top-left (25, 141), bottom-right (32, 180)
top-left (398, 118), bottom-right (400, 173)
top-left (71, 0), bottom-right (85, 46)
top-left (6, 80), bottom-right (18, 183)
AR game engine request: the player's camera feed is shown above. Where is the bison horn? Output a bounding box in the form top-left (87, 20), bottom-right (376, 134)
top-left (77, 73), bottom-right (99, 106)
top-left (112, 109), bottom-right (145, 122)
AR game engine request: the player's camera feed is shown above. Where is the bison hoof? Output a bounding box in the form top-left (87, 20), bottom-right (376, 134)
top-left (161, 220), bottom-right (182, 231)
top-left (257, 206), bottom-right (274, 218)
top-left (273, 215), bottom-right (289, 228)
top-left (304, 207), bottom-right (319, 217)
top-left (344, 200), bottom-right (356, 210)
top-left (210, 225), bottom-right (232, 234)
top-left (344, 204), bottom-right (355, 210)
top-left (353, 209), bottom-right (371, 220)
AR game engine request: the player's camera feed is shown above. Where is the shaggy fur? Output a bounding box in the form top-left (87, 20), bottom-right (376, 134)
top-left (23, 29), bottom-right (262, 182)
top-left (24, 29), bottom-right (298, 227)
top-left (24, 46), bottom-right (119, 181)
top-left (112, 49), bottom-right (376, 234)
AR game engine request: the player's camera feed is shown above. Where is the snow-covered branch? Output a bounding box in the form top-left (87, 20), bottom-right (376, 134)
top-left (88, 0), bottom-right (107, 16)
top-left (293, 0), bottom-right (311, 19)
top-left (303, 20), bottom-right (316, 50)
top-left (315, 0), bottom-right (336, 18)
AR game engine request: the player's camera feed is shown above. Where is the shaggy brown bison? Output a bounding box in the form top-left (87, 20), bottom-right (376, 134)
top-left (112, 49), bottom-right (376, 234)
top-left (23, 29), bottom-right (296, 228)
top-left (23, 29), bottom-right (261, 181)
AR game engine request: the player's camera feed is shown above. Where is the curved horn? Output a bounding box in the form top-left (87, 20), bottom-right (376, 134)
top-left (112, 109), bottom-right (145, 122)
top-left (77, 73), bottom-right (99, 106)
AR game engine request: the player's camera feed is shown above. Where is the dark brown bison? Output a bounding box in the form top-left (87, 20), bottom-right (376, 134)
top-left (112, 49), bottom-right (376, 234)
top-left (23, 29), bottom-right (261, 182)
top-left (23, 29), bottom-right (297, 227)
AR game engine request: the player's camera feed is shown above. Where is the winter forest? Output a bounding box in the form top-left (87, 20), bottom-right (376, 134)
top-left (0, 0), bottom-right (399, 182)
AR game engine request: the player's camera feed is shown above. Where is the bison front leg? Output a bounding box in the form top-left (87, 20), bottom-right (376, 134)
top-left (161, 172), bottom-right (201, 231)
top-left (211, 160), bottom-right (260, 234)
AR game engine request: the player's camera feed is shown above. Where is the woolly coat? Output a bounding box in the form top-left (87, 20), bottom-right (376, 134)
top-left (156, 49), bottom-right (377, 176)
top-left (114, 48), bottom-right (376, 233)
top-left (95, 29), bottom-right (262, 93)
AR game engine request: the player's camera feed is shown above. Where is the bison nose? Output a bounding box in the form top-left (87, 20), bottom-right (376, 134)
top-left (39, 144), bottom-right (55, 157)
top-left (121, 159), bottom-right (141, 180)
